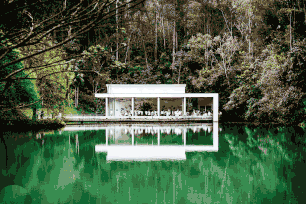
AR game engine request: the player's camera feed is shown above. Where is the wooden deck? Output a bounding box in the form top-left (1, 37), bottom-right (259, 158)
top-left (63, 115), bottom-right (213, 123)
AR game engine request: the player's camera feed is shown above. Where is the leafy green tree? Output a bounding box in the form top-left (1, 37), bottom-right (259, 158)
top-left (186, 32), bottom-right (242, 115)
top-left (0, 41), bottom-right (39, 121)
top-left (225, 41), bottom-right (306, 124)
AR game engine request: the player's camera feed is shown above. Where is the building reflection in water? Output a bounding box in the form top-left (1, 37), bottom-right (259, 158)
top-left (93, 122), bottom-right (219, 161)
top-left (62, 123), bottom-right (219, 161)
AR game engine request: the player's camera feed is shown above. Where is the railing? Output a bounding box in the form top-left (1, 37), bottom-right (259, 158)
top-left (62, 115), bottom-right (214, 122)
top-left (67, 111), bottom-right (216, 117)
top-left (60, 110), bottom-right (222, 121)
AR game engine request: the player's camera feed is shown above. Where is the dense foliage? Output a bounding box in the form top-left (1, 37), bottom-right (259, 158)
top-left (1, 0), bottom-right (306, 124)
top-left (0, 41), bottom-right (39, 121)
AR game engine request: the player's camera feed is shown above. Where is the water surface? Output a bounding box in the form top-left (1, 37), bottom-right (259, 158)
top-left (0, 123), bottom-right (305, 203)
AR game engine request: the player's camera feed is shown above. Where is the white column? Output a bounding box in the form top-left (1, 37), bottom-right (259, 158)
top-left (114, 98), bottom-right (116, 117)
top-left (106, 97), bottom-right (109, 116)
top-left (132, 97), bottom-right (134, 116)
top-left (157, 97), bottom-right (160, 117)
top-left (183, 97), bottom-right (186, 116)
top-left (213, 94), bottom-right (219, 122)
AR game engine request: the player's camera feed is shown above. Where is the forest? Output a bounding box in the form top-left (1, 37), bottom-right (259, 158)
top-left (1, 0), bottom-right (306, 126)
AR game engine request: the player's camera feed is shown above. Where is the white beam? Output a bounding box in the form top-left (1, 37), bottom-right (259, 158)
top-left (213, 94), bottom-right (219, 122)
top-left (132, 97), bottom-right (134, 116)
top-left (95, 93), bottom-right (219, 98)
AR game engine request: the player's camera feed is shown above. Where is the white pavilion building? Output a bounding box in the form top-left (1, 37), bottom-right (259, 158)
top-left (94, 84), bottom-right (219, 122)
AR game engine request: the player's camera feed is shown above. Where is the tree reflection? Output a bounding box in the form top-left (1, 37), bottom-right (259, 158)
top-left (0, 124), bottom-right (305, 203)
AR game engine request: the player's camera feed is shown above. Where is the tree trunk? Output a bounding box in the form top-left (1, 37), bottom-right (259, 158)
top-left (142, 37), bottom-right (149, 69)
top-left (116, 0), bottom-right (119, 61)
top-left (290, 12), bottom-right (292, 51)
top-left (75, 86), bottom-right (78, 108)
top-left (155, 9), bottom-right (158, 62)
top-left (167, 21), bottom-right (170, 50)
top-left (125, 34), bottom-right (131, 63)
top-left (127, 36), bottom-right (131, 62)
top-left (162, 17), bottom-right (166, 50)
top-left (93, 79), bottom-right (95, 94)
top-left (77, 87), bottom-right (79, 107)
top-left (95, 81), bottom-right (98, 94)
top-left (176, 30), bottom-right (178, 52)
top-left (172, 21), bottom-right (175, 67)
top-left (178, 61), bottom-right (181, 84)
top-left (65, 75), bottom-right (70, 101)
top-left (32, 106), bottom-right (37, 121)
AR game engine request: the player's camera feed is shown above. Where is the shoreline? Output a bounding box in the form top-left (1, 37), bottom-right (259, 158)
top-left (1, 117), bottom-right (304, 132)
top-left (1, 118), bottom-right (66, 133)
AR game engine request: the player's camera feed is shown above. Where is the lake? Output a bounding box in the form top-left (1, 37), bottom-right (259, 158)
top-left (0, 122), bottom-right (305, 203)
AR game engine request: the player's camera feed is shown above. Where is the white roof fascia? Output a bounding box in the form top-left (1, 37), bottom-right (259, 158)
top-left (95, 93), bottom-right (218, 98)
top-left (106, 84), bottom-right (186, 94)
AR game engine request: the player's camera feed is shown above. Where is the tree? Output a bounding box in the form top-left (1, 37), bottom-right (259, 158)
top-left (0, 42), bottom-right (39, 120)
top-left (224, 41), bottom-right (306, 124)
top-left (0, 0), bottom-right (145, 111)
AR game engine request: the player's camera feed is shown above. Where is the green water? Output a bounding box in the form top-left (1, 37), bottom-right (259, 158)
top-left (0, 123), bottom-right (305, 204)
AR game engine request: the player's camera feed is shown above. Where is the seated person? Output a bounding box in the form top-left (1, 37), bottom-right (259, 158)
top-left (166, 110), bottom-right (171, 116)
top-left (174, 110), bottom-right (178, 116)
top-left (208, 111), bottom-right (212, 116)
top-left (192, 110), bottom-right (197, 116)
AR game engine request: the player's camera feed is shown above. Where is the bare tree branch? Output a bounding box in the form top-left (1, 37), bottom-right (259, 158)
top-left (0, 0), bottom-right (145, 75)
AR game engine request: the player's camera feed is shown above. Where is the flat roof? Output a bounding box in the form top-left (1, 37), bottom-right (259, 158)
top-left (106, 84), bottom-right (187, 94)
top-left (95, 93), bottom-right (218, 98)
